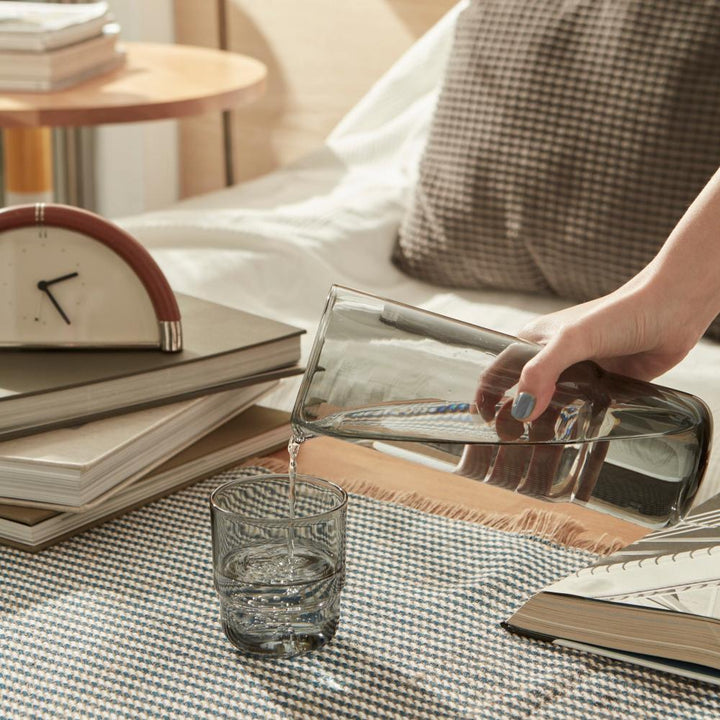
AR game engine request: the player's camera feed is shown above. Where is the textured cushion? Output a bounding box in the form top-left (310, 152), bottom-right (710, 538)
top-left (393, 0), bottom-right (720, 338)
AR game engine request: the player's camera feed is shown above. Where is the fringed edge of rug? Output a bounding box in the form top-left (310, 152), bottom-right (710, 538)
top-left (243, 457), bottom-right (626, 556)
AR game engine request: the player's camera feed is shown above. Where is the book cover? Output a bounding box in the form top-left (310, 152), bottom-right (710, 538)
top-left (0, 293), bottom-right (303, 440)
top-left (504, 494), bottom-right (720, 685)
top-left (0, 405), bottom-right (291, 551)
top-left (0, 380), bottom-right (277, 507)
top-left (0, 1), bottom-right (112, 51)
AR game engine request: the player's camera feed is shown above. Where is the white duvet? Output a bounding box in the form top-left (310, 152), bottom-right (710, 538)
top-left (119, 1), bottom-right (720, 505)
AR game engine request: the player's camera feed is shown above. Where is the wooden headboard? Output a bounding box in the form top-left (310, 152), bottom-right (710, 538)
top-left (173, 0), bottom-right (457, 199)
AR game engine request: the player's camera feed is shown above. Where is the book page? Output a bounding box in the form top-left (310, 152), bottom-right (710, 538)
top-left (548, 494), bottom-right (720, 619)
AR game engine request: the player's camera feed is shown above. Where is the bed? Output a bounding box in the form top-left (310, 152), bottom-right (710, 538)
top-left (119, 1), bottom-right (720, 506)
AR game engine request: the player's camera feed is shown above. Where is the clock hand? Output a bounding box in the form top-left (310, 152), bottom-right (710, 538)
top-left (37, 281), bottom-right (71, 325)
top-left (43, 272), bottom-right (79, 287)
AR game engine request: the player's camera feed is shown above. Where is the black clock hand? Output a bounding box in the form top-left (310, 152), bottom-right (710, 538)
top-left (37, 281), bottom-right (71, 325)
top-left (44, 272), bottom-right (79, 287)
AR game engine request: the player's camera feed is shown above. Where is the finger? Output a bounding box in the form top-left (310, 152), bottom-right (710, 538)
top-left (455, 444), bottom-right (497, 481)
top-left (486, 445), bottom-right (533, 490)
top-left (515, 404), bottom-right (563, 497)
top-left (485, 398), bottom-right (530, 490)
top-left (495, 399), bottom-right (524, 441)
top-left (476, 342), bottom-right (537, 421)
top-left (512, 332), bottom-right (596, 423)
top-left (516, 445), bottom-right (564, 497)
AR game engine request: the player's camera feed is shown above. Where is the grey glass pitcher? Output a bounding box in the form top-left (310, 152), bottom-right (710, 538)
top-left (291, 285), bottom-right (712, 528)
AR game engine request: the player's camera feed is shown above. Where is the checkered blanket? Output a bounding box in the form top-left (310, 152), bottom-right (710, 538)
top-left (1, 467), bottom-right (717, 719)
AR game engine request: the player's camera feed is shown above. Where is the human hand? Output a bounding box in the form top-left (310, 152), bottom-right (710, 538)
top-left (460, 161), bottom-right (720, 501)
top-left (455, 343), bottom-right (611, 499)
top-left (509, 280), bottom-right (706, 423)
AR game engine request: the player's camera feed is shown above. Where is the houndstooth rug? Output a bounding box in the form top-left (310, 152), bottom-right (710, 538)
top-left (1, 466), bottom-right (718, 719)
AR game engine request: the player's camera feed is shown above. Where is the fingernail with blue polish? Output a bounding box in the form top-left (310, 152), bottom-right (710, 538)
top-left (511, 392), bottom-right (536, 421)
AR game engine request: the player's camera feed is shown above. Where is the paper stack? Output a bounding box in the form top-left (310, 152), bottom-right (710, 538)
top-left (0, 1), bottom-right (125, 91)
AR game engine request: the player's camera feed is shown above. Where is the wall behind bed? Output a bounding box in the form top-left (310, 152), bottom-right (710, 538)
top-left (173, 0), bottom-right (457, 199)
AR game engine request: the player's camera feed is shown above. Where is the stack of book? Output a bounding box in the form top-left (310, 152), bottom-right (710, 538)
top-left (0, 293), bottom-right (303, 551)
top-left (0, 1), bottom-right (125, 91)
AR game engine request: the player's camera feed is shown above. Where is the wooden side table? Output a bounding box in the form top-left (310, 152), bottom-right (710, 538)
top-left (0, 41), bottom-right (267, 204)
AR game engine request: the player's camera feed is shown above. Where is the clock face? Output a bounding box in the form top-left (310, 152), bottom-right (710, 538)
top-left (0, 225), bottom-right (160, 348)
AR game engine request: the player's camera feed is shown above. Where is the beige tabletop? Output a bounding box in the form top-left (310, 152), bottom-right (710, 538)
top-left (0, 41), bottom-right (267, 128)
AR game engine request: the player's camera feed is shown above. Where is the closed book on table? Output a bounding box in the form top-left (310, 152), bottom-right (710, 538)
top-left (0, 1), bottom-right (112, 51)
top-left (0, 292), bottom-right (303, 441)
top-left (0, 381), bottom-right (276, 508)
top-left (0, 25), bottom-right (125, 91)
top-left (504, 494), bottom-right (720, 686)
top-left (0, 405), bottom-right (291, 552)
top-left (0, 52), bottom-right (125, 91)
top-left (0, 25), bottom-right (119, 75)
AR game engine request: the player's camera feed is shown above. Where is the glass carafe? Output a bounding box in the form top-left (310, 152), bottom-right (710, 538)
top-left (291, 285), bottom-right (712, 527)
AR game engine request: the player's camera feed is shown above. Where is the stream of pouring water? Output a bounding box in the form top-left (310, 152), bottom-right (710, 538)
top-left (286, 431), bottom-right (306, 562)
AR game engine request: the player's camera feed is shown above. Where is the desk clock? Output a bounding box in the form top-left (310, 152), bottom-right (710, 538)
top-left (0, 203), bottom-right (182, 351)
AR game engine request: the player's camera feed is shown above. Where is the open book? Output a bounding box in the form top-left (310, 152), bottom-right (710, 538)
top-left (504, 494), bottom-right (720, 685)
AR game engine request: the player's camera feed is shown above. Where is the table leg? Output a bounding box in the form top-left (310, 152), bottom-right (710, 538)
top-left (3, 127), bottom-right (53, 205)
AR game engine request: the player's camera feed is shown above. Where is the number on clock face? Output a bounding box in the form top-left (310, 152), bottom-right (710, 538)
top-left (0, 225), bottom-right (160, 347)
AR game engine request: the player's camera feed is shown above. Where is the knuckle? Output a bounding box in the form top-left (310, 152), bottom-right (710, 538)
top-left (519, 357), bottom-right (545, 386)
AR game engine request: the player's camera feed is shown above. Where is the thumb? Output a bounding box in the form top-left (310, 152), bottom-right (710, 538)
top-left (510, 333), bottom-right (590, 422)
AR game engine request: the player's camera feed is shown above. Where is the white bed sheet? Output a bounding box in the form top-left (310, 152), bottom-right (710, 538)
top-left (119, 1), bottom-right (720, 505)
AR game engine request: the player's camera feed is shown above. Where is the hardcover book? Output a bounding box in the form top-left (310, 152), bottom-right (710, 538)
top-left (0, 25), bottom-right (125, 91)
top-left (0, 1), bottom-right (112, 51)
top-left (0, 293), bottom-right (303, 440)
top-left (504, 494), bottom-right (720, 685)
top-left (0, 381), bottom-right (276, 508)
top-left (0, 405), bottom-right (291, 552)
top-left (0, 53), bottom-right (125, 92)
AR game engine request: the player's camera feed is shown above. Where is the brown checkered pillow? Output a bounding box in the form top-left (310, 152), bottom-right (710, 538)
top-left (393, 0), bottom-right (720, 339)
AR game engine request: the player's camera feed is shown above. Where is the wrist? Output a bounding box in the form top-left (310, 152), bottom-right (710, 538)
top-left (633, 259), bottom-right (716, 347)
top-left (644, 166), bottom-right (720, 336)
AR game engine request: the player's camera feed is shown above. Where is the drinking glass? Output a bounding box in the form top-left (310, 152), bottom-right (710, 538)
top-left (291, 285), bottom-right (712, 527)
top-left (210, 473), bottom-right (347, 658)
